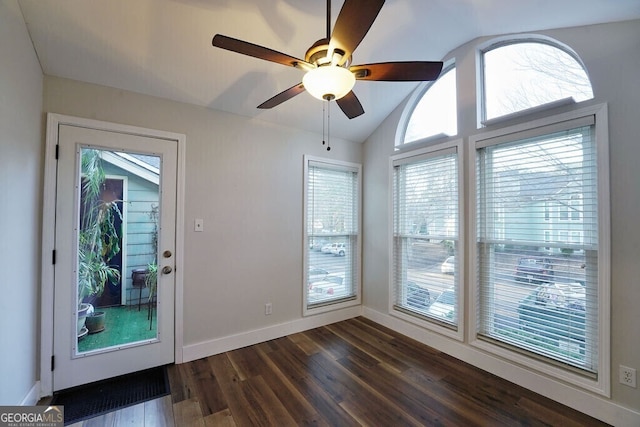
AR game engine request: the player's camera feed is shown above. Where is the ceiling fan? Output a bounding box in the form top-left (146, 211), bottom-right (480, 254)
top-left (212, 0), bottom-right (443, 119)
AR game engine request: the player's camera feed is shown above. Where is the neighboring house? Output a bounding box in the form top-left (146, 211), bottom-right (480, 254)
top-left (496, 169), bottom-right (586, 253)
top-left (100, 152), bottom-right (159, 308)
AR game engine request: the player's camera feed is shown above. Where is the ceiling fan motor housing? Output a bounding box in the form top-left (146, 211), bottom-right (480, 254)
top-left (305, 38), bottom-right (351, 67)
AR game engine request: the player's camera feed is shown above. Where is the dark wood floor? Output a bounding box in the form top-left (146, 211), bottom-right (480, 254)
top-left (68, 317), bottom-right (610, 426)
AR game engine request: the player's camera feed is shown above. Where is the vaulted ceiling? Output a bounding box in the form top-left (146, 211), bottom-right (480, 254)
top-left (18, 0), bottom-right (640, 142)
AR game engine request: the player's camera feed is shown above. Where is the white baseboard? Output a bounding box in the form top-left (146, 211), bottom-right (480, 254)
top-left (362, 307), bottom-right (640, 427)
top-left (20, 381), bottom-right (40, 406)
top-left (182, 306), bottom-right (362, 363)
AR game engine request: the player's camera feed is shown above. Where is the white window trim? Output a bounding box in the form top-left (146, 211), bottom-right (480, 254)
top-left (544, 230), bottom-right (552, 251)
top-left (570, 196), bottom-right (583, 221)
top-left (388, 139), bottom-right (465, 341)
top-left (303, 155), bottom-right (362, 316)
top-left (468, 103), bottom-right (610, 396)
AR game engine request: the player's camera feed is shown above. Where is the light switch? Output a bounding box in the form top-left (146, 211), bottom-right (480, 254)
top-left (194, 218), bottom-right (204, 232)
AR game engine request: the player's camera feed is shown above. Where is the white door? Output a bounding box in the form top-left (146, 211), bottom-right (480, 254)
top-left (53, 124), bottom-right (177, 391)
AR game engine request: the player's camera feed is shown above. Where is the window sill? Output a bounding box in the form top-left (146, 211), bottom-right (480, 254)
top-left (303, 296), bottom-right (361, 317)
top-left (469, 334), bottom-right (608, 396)
top-left (390, 306), bottom-right (464, 342)
top-left (395, 133), bottom-right (454, 153)
top-left (481, 97), bottom-right (576, 128)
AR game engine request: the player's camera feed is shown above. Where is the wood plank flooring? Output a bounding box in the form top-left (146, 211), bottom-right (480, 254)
top-left (65, 317), bottom-right (610, 426)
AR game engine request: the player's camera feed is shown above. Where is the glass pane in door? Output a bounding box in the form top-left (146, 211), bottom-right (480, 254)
top-left (76, 147), bottom-right (160, 354)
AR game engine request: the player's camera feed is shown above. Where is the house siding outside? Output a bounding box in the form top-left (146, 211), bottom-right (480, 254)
top-left (102, 161), bottom-right (159, 307)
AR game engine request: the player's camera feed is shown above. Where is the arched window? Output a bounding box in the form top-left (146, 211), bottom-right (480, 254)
top-left (399, 64), bottom-right (457, 146)
top-left (481, 40), bottom-right (593, 123)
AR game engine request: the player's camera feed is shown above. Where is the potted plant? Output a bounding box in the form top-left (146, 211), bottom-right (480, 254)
top-left (144, 205), bottom-right (159, 328)
top-left (145, 262), bottom-right (158, 309)
top-left (77, 149), bottom-right (122, 336)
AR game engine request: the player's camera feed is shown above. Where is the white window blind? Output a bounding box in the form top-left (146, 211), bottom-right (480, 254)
top-left (305, 159), bottom-right (360, 309)
top-left (475, 119), bottom-right (598, 373)
top-left (393, 148), bottom-right (459, 328)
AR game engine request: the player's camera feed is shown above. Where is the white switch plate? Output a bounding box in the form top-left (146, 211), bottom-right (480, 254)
top-left (194, 218), bottom-right (204, 232)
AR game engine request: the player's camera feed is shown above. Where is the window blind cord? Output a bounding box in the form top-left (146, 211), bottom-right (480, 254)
top-left (328, 100), bottom-right (331, 151)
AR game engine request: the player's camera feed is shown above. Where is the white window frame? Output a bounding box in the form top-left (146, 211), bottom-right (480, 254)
top-left (559, 196), bottom-right (583, 222)
top-left (544, 230), bottom-right (552, 251)
top-left (469, 103), bottom-right (610, 396)
top-left (544, 202), bottom-right (551, 221)
top-left (571, 231), bottom-right (583, 245)
top-left (570, 195), bottom-right (583, 221)
top-left (303, 155), bottom-right (362, 316)
top-left (389, 139), bottom-right (465, 341)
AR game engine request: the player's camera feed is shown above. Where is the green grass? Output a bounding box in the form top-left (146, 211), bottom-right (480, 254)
top-left (78, 305), bottom-right (157, 353)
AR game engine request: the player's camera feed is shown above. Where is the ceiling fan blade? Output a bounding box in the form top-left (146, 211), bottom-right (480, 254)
top-left (329, 0), bottom-right (385, 65)
top-left (336, 91), bottom-right (364, 119)
top-left (212, 34), bottom-right (310, 68)
top-left (350, 61), bottom-right (444, 81)
top-left (257, 83), bottom-right (306, 109)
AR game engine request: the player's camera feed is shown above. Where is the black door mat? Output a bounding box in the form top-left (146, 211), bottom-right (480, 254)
top-left (50, 365), bottom-right (170, 425)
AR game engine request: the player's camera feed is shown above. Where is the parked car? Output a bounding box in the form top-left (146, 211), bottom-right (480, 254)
top-left (515, 256), bottom-right (554, 284)
top-left (308, 276), bottom-right (346, 299)
top-left (440, 256), bottom-right (455, 274)
top-left (320, 243), bottom-right (334, 253)
top-left (331, 242), bottom-right (346, 256)
top-left (308, 280), bottom-right (336, 297)
top-left (517, 282), bottom-right (585, 352)
top-left (406, 281), bottom-right (431, 310)
top-left (308, 266), bottom-right (329, 284)
top-left (309, 239), bottom-right (328, 251)
top-left (428, 287), bottom-right (456, 320)
top-left (324, 274), bottom-right (344, 285)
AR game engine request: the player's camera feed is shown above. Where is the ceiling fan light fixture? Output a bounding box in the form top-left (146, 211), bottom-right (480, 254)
top-left (303, 65), bottom-right (355, 101)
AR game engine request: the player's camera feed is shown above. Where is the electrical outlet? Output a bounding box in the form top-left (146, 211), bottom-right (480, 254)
top-left (265, 303), bottom-right (272, 315)
top-left (619, 365), bottom-right (637, 388)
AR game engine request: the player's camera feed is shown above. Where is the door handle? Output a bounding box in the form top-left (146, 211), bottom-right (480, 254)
top-left (161, 266), bottom-right (173, 275)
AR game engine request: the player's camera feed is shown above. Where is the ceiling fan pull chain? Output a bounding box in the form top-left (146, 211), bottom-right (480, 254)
top-left (322, 101), bottom-right (326, 147)
top-left (326, 99), bottom-right (331, 151)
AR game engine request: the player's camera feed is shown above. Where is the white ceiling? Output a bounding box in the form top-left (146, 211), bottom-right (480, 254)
top-left (17, 0), bottom-right (640, 142)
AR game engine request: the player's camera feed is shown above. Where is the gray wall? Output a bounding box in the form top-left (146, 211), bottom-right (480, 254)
top-left (362, 19), bottom-right (640, 416)
top-left (42, 76), bottom-right (363, 348)
top-left (0, 0), bottom-right (43, 405)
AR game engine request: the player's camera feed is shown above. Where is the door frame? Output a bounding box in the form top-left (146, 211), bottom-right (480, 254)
top-left (40, 113), bottom-right (186, 397)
